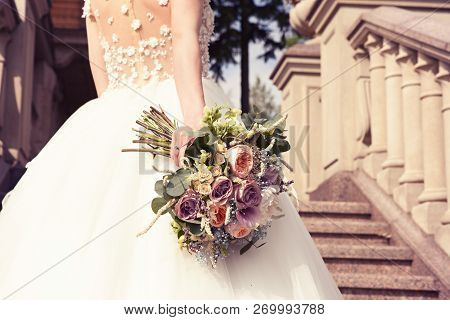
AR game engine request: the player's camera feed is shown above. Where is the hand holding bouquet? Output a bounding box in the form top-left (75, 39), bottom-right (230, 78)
top-left (123, 106), bottom-right (292, 267)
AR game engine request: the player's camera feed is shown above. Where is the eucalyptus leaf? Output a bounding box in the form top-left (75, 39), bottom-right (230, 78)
top-left (155, 180), bottom-right (165, 197)
top-left (151, 197), bottom-right (170, 215)
top-left (166, 169), bottom-right (191, 197)
top-left (166, 181), bottom-right (186, 197)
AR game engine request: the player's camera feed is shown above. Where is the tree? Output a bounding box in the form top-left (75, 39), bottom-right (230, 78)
top-left (250, 76), bottom-right (278, 117)
top-left (210, 0), bottom-right (291, 113)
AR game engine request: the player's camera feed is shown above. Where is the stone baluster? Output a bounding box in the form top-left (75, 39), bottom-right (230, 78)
top-left (376, 40), bottom-right (404, 194)
top-left (363, 34), bottom-right (387, 178)
top-left (411, 54), bottom-right (447, 234)
top-left (353, 47), bottom-right (370, 170)
top-left (435, 61), bottom-right (450, 255)
top-left (392, 46), bottom-right (424, 212)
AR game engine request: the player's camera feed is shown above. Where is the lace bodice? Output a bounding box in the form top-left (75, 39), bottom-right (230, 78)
top-left (82, 0), bottom-right (214, 90)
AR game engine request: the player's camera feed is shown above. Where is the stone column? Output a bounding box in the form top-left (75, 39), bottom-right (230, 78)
top-left (435, 61), bottom-right (450, 255)
top-left (353, 47), bottom-right (370, 170)
top-left (393, 46), bottom-right (424, 212)
top-left (363, 34), bottom-right (387, 178)
top-left (377, 40), bottom-right (404, 194)
top-left (411, 54), bottom-right (447, 234)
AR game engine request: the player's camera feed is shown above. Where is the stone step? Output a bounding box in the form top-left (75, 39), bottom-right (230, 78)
top-left (299, 201), bottom-right (371, 220)
top-left (304, 219), bottom-right (391, 245)
top-left (318, 244), bottom-right (413, 274)
top-left (343, 290), bottom-right (439, 300)
top-left (335, 273), bottom-right (439, 299)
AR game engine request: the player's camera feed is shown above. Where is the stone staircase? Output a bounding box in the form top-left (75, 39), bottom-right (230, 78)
top-left (298, 174), bottom-right (450, 300)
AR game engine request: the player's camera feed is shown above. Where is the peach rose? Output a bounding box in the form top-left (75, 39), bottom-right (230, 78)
top-left (226, 145), bottom-right (253, 178)
top-left (225, 220), bottom-right (251, 238)
top-left (209, 203), bottom-right (227, 228)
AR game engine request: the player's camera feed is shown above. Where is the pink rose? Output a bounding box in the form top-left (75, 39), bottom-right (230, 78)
top-left (210, 176), bottom-right (233, 205)
top-left (226, 145), bottom-right (253, 178)
top-left (225, 220), bottom-right (251, 239)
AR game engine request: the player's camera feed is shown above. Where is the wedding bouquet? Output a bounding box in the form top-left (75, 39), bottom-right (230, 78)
top-left (124, 106), bottom-right (292, 267)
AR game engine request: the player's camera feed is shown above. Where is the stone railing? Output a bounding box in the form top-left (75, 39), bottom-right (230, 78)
top-left (347, 6), bottom-right (450, 254)
top-left (272, 2), bottom-right (450, 256)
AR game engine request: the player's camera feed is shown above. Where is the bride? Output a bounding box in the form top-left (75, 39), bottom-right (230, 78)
top-left (0, 0), bottom-right (342, 299)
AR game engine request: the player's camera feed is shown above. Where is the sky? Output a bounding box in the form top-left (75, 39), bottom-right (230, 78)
top-left (218, 42), bottom-right (283, 108)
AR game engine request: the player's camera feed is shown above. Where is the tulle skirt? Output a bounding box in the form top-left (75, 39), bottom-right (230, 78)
top-left (0, 78), bottom-right (342, 299)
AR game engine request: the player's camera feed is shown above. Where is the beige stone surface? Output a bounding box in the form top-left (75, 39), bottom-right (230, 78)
top-left (376, 40), bottom-right (404, 194)
top-left (363, 34), bottom-right (387, 178)
top-left (414, 54), bottom-right (446, 204)
top-left (352, 48), bottom-right (370, 170)
top-left (435, 224), bottom-right (450, 256)
top-left (271, 43), bottom-right (321, 200)
top-left (411, 201), bottom-right (448, 235)
top-left (435, 61), bottom-right (450, 254)
top-left (393, 182), bottom-right (423, 213)
top-left (280, 1), bottom-right (450, 256)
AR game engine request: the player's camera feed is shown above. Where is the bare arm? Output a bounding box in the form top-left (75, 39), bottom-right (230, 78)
top-left (86, 16), bottom-right (108, 96)
top-left (171, 0), bottom-right (205, 130)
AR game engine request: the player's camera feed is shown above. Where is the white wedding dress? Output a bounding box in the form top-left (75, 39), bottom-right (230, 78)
top-left (0, 0), bottom-right (342, 300)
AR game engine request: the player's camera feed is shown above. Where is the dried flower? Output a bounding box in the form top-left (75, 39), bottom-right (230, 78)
top-left (211, 166), bottom-right (222, 177)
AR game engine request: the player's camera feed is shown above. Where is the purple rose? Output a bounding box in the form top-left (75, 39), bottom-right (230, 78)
top-left (261, 166), bottom-right (281, 186)
top-left (236, 206), bottom-right (262, 229)
top-left (235, 180), bottom-right (262, 209)
top-left (175, 190), bottom-right (202, 220)
top-left (210, 176), bottom-right (233, 205)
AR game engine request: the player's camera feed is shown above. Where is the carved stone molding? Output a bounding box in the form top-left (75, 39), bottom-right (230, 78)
top-left (348, 6), bottom-right (450, 64)
top-left (291, 0), bottom-right (450, 36)
top-left (270, 43), bottom-right (321, 90)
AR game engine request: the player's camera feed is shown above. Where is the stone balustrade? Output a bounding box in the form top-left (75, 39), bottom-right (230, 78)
top-left (347, 6), bottom-right (450, 253)
top-left (273, 2), bottom-right (450, 256)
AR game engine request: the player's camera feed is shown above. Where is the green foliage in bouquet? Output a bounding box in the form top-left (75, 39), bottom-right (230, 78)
top-left (125, 105), bottom-right (293, 267)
